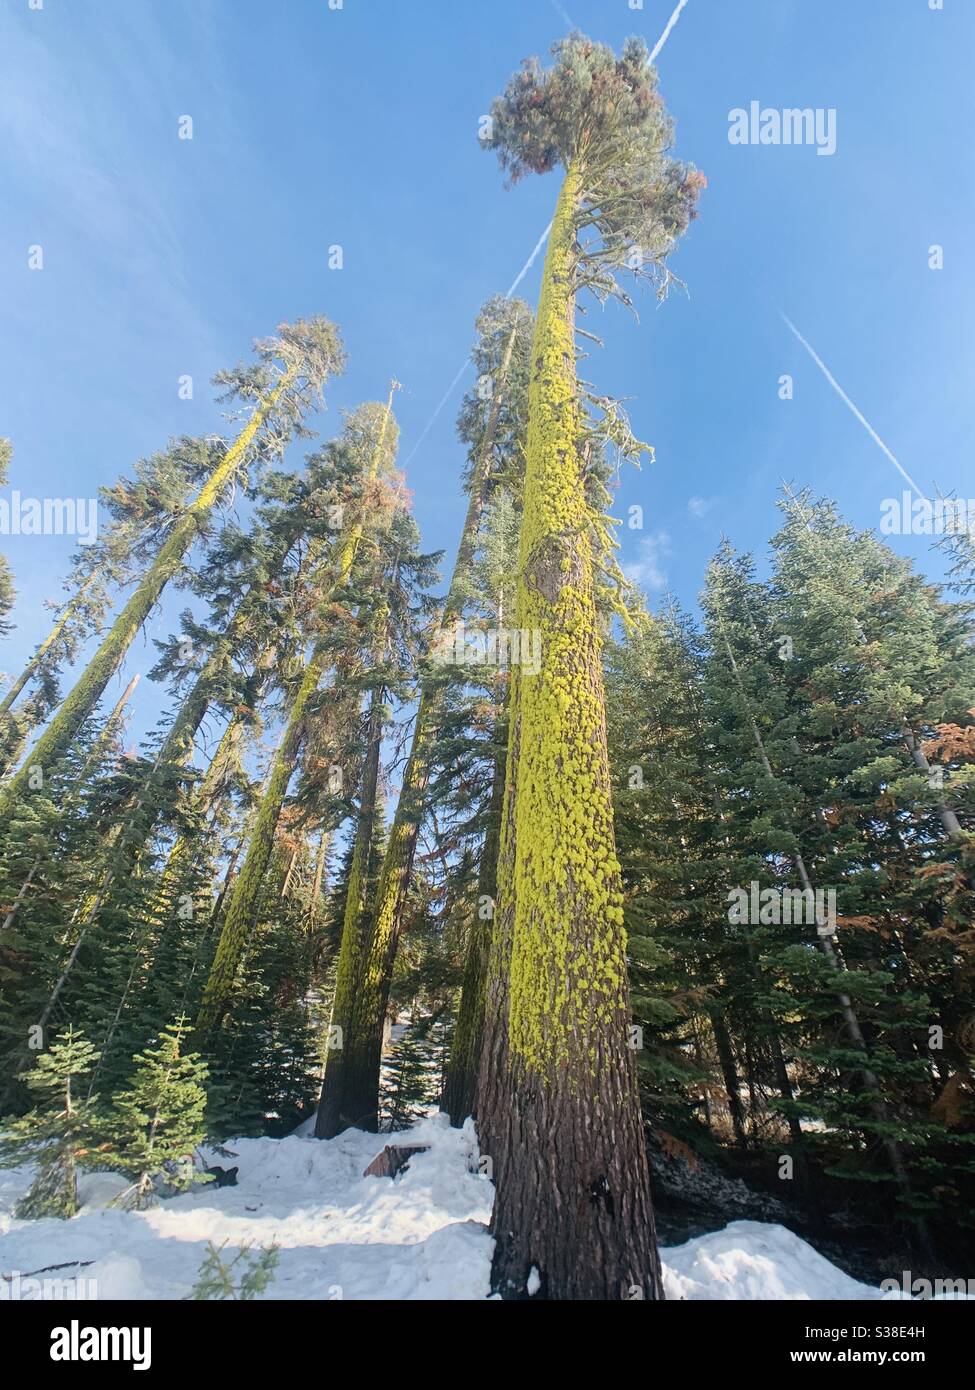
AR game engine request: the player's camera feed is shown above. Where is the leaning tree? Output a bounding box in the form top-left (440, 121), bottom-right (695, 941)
top-left (0, 318), bottom-right (344, 819)
top-left (195, 392), bottom-right (400, 1038)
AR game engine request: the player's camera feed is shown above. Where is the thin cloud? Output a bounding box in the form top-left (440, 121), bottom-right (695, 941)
top-left (687, 495), bottom-right (716, 519)
top-left (0, 3), bottom-right (227, 368)
top-left (506, 220), bottom-right (553, 298)
top-left (624, 531), bottom-right (672, 591)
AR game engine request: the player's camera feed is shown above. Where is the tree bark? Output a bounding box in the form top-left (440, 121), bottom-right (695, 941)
top-left (711, 1011), bottom-right (747, 1146)
top-left (475, 163), bottom-right (663, 1301)
top-left (314, 689), bottom-right (384, 1137)
top-left (442, 722), bottom-right (505, 1126)
top-left (336, 329), bottom-right (521, 1133)
top-left (195, 389), bottom-right (396, 1038)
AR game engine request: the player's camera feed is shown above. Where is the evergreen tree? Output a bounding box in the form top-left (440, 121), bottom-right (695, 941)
top-left (189, 1241), bottom-right (280, 1300)
top-left (0, 318), bottom-right (344, 817)
top-left (337, 298), bottom-right (532, 1135)
top-left (0, 433), bottom-right (180, 773)
top-left (382, 1015), bottom-right (445, 1131)
top-left (0, 1027), bottom-right (101, 1219)
top-left (98, 1016), bottom-right (210, 1209)
top-left (604, 610), bottom-right (729, 1145)
top-left (195, 389), bottom-right (400, 1037)
top-left (315, 503), bottom-right (442, 1136)
top-left (0, 695), bottom-right (156, 1104)
top-left (475, 32), bottom-right (702, 1300)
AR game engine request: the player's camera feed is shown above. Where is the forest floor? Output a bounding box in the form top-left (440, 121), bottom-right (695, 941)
top-left (0, 1113), bottom-right (924, 1300)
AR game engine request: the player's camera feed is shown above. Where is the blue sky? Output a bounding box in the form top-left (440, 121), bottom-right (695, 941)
top-left (1, 0), bottom-right (973, 747)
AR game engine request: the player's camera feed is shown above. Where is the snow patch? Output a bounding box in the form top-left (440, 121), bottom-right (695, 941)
top-left (0, 1118), bottom-right (926, 1301)
top-left (662, 1220), bottom-right (882, 1301)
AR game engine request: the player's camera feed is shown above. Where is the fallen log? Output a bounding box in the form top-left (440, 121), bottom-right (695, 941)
top-left (362, 1144), bottom-right (429, 1179)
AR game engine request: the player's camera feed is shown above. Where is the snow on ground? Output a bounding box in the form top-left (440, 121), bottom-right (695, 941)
top-left (0, 1115), bottom-right (492, 1300)
top-left (662, 1221), bottom-right (883, 1300)
top-left (0, 1115), bottom-right (940, 1300)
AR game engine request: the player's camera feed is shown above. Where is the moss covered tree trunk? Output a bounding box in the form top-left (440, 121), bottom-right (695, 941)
top-left (0, 374), bottom-right (294, 818)
top-left (195, 395), bottom-right (395, 1038)
top-left (475, 164), bottom-right (663, 1301)
top-left (155, 625), bottom-right (242, 775)
top-left (314, 687), bottom-right (385, 1137)
top-left (194, 642), bottom-right (331, 1037)
top-left (334, 711), bottom-right (434, 1132)
top-left (149, 703), bottom-right (249, 919)
top-left (334, 331), bottom-right (519, 1134)
top-left (441, 725), bottom-right (505, 1126)
top-left (0, 572), bottom-right (99, 773)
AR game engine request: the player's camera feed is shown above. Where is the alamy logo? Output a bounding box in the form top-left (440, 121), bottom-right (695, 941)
top-left (50, 1320), bottom-right (151, 1370)
top-left (430, 620), bottom-right (541, 676)
top-left (728, 102), bottom-right (836, 156)
top-left (880, 1270), bottom-right (975, 1300)
top-left (0, 491), bottom-right (98, 545)
top-left (880, 492), bottom-right (975, 537)
top-left (727, 882), bottom-right (837, 936)
top-left (1, 1270), bottom-right (97, 1300)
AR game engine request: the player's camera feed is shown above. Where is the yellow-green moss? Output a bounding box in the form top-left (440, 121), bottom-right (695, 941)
top-left (196, 394), bottom-right (395, 1038)
top-left (498, 161), bottom-right (629, 1080)
top-left (0, 371), bottom-right (294, 819)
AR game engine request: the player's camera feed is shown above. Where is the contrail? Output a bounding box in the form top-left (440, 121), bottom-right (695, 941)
top-left (549, 0), bottom-right (576, 28)
top-left (648, 0), bottom-right (691, 65)
top-left (506, 219), bottom-right (553, 297)
top-left (401, 223), bottom-right (553, 470)
top-left (780, 311), bottom-right (928, 503)
top-left (400, 362), bottom-right (471, 469)
top-left (402, 2), bottom-right (689, 469)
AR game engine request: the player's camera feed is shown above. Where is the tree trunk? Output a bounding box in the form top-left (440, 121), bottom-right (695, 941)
top-left (901, 722), bottom-right (965, 840)
top-left (195, 389), bottom-right (396, 1038)
top-left (279, 846), bottom-right (300, 900)
top-left (441, 722), bottom-right (505, 1126)
top-left (333, 699), bottom-right (434, 1132)
top-left (0, 372), bottom-right (295, 818)
top-left (306, 831), bottom-right (329, 933)
top-left (194, 644), bottom-right (329, 1036)
top-left (314, 690), bottom-right (384, 1137)
top-left (475, 163), bottom-right (663, 1301)
top-left (0, 571), bottom-right (99, 722)
top-left (334, 328), bottom-right (520, 1133)
top-left (711, 1011), bottom-right (747, 1146)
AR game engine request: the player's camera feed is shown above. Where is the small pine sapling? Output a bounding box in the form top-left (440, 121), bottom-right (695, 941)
top-left (0, 1027), bottom-right (101, 1219)
top-left (101, 1016), bottom-right (212, 1209)
top-left (188, 1241), bottom-right (280, 1300)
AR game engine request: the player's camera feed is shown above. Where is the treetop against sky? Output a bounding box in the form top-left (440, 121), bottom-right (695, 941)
top-left (0, 0), bottom-right (970, 744)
